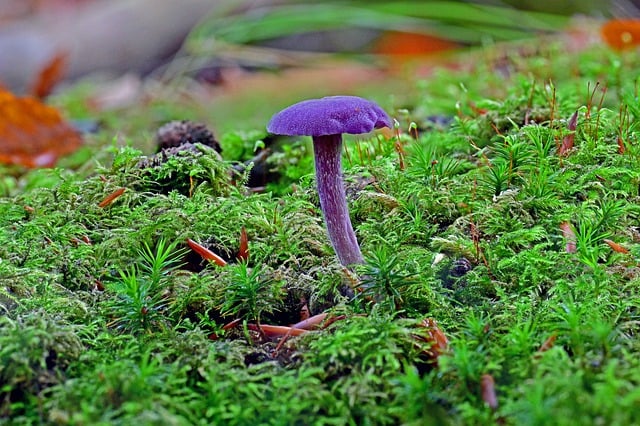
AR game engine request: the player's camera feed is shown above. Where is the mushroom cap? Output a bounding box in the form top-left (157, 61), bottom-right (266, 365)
top-left (267, 95), bottom-right (392, 137)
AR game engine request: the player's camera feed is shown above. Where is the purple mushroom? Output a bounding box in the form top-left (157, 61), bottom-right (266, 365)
top-left (267, 95), bottom-right (392, 266)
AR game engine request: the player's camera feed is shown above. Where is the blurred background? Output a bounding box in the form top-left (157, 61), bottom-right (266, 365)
top-left (0, 0), bottom-right (638, 173)
top-left (0, 0), bottom-right (630, 91)
top-left (0, 0), bottom-right (636, 137)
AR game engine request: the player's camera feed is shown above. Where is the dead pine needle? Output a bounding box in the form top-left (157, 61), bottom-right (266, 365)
top-left (186, 238), bottom-right (227, 267)
top-left (98, 187), bottom-right (126, 208)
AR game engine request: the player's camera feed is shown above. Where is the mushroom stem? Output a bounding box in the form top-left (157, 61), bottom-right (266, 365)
top-left (312, 134), bottom-right (364, 266)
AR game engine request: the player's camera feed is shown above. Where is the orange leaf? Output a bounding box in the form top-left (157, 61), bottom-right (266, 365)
top-left (186, 238), bottom-right (227, 267)
top-left (30, 51), bottom-right (68, 99)
top-left (414, 318), bottom-right (449, 365)
top-left (601, 19), bottom-right (640, 50)
top-left (0, 87), bottom-right (82, 167)
top-left (374, 31), bottom-right (459, 58)
top-left (603, 239), bottom-right (630, 254)
top-left (537, 332), bottom-right (557, 354)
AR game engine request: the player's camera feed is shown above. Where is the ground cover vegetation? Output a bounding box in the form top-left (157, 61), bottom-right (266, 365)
top-left (2, 22), bottom-right (640, 426)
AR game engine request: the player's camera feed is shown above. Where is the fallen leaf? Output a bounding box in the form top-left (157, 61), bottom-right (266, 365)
top-left (603, 239), bottom-right (630, 254)
top-left (0, 87), bottom-right (82, 167)
top-left (374, 30), bottom-right (460, 58)
top-left (537, 332), bottom-right (558, 354)
top-left (30, 51), bottom-right (68, 99)
top-left (601, 19), bottom-right (640, 50)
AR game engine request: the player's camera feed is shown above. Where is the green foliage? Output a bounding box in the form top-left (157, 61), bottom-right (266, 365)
top-left (6, 13), bottom-right (640, 426)
top-left (107, 240), bottom-right (186, 334)
top-left (44, 343), bottom-right (198, 425)
top-left (218, 262), bottom-right (285, 323)
top-left (137, 144), bottom-right (233, 196)
top-left (358, 246), bottom-right (418, 312)
top-left (189, 1), bottom-right (568, 52)
top-left (0, 312), bottom-right (84, 419)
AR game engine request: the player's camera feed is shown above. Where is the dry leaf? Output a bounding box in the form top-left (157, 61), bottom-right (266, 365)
top-left (603, 239), bottom-right (630, 254)
top-left (415, 318), bottom-right (449, 365)
top-left (0, 87), bottom-right (82, 167)
top-left (601, 19), bottom-right (640, 50)
top-left (537, 332), bottom-right (558, 354)
top-left (374, 31), bottom-right (459, 58)
top-left (30, 51), bottom-right (68, 99)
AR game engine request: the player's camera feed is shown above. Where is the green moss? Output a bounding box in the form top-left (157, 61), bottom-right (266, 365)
top-left (4, 33), bottom-right (640, 425)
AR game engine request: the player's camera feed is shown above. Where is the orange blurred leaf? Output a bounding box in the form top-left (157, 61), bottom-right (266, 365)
top-left (601, 19), bottom-right (640, 50)
top-left (537, 332), bottom-right (558, 354)
top-left (603, 239), bottom-right (630, 254)
top-left (0, 87), bottom-right (82, 167)
top-left (374, 31), bottom-right (459, 58)
top-left (414, 318), bottom-right (449, 365)
top-left (30, 51), bottom-right (68, 99)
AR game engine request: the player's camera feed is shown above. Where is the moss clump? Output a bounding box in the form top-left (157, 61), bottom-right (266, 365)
top-left (4, 36), bottom-right (640, 425)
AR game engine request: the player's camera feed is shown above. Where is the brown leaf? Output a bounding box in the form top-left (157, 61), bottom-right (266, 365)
top-left (537, 332), bottom-right (557, 354)
top-left (0, 87), bottom-right (82, 167)
top-left (601, 19), bottom-right (640, 51)
top-left (30, 51), bottom-right (68, 99)
top-left (415, 318), bottom-right (449, 365)
top-left (603, 239), bottom-right (630, 254)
